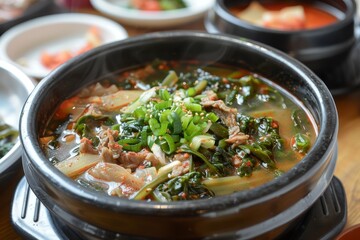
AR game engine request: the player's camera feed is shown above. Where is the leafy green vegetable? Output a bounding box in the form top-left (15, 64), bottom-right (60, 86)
top-left (43, 62), bottom-right (316, 202)
top-left (209, 123), bottom-right (229, 139)
top-left (155, 172), bottom-right (214, 201)
top-left (209, 147), bottom-right (234, 176)
top-left (131, 160), bottom-right (182, 200)
top-left (74, 115), bottom-right (114, 146)
top-left (118, 138), bottom-right (142, 152)
top-left (0, 121), bottom-right (18, 158)
top-left (236, 157), bottom-right (256, 177)
top-left (225, 89), bottom-right (237, 105)
top-left (292, 133), bottom-right (311, 153)
top-left (239, 144), bottom-right (275, 169)
top-left (180, 146), bottom-right (220, 175)
top-left (291, 109), bottom-right (310, 132)
top-left (0, 142), bottom-right (14, 158)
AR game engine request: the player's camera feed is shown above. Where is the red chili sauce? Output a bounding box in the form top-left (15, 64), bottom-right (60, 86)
top-left (231, 2), bottom-right (338, 30)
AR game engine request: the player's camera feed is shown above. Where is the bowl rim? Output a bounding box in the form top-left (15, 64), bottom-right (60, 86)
top-left (0, 60), bottom-right (35, 175)
top-left (20, 31), bottom-right (338, 213)
top-left (90, 0), bottom-right (215, 28)
top-left (0, 13), bottom-right (128, 79)
top-left (214, 0), bottom-right (356, 35)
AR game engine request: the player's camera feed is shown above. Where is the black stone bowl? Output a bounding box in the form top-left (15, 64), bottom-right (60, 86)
top-left (20, 32), bottom-right (338, 239)
top-left (205, 0), bottom-right (360, 95)
top-left (0, 0), bottom-right (58, 36)
top-left (0, 61), bottom-right (34, 184)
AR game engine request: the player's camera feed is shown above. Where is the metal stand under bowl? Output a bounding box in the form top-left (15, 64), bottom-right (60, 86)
top-left (11, 176), bottom-right (347, 240)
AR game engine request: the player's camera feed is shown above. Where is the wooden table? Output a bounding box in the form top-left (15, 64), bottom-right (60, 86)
top-left (1, 5), bottom-right (360, 239)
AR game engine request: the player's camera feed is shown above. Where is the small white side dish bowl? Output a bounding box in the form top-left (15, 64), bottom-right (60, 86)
top-left (90, 0), bottom-right (215, 28)
top-left (0, 13), bottom-right (128, 79)
top-left (0, 60), bottom-right (35, 181)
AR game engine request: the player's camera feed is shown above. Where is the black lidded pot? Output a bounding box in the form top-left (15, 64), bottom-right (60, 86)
top-left (205, 0), bottom-right (360, 95)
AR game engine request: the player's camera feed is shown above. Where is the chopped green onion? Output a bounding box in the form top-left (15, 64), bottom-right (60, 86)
top-left (155, 100), bottom-right (172, 110)
top-left (185, 122), bottom-right (202, 141)
top-left (169, 112), bottom-right (182, 135)
top-left (149, 118), bottom-right (168, 136)
top-left (122, 88), bottom-right (156, 113)
top-left (118, 139), bottom-right (142, 152)
top-left (160, 109), bottom-right (172, 123)
top-left (134, 107), bottom-right (146, 119)
top-left (181, 115), bottom-right (192, 130)
top-left (192, 115), bottom-right (201, 124)
top-left (159, 89), bottom-right (171, 101)
top-left (206, 112), bottom-right (219, 123)
top-left (185, 103), bottom-right (202, 112)
top-left (118, 139), bottom-right (139, 144)
top-left (160, 134), bottom-right (176, 154)
top-left (161, 70), bottom-right (178, 87)
top-left (174, 106), bottom-right (184, 117)
top-left (149, 118), bottom-right (160, 131)
top-left (140, 126), bottom-right (149, 146)
top-left (171, 134), bottom-right (180, 143)
top-left (147, 135), bottom-right (156, 148)
top-left (194, 80), bottom-right (208, 94)
top-left (190, 135), bottom-right (215, 151)
top-left (183, 97), bottom-right (194, 104)
top-left (111, 124), bottom-right (121, 131)
top-left (194, 94), bottom-right (206, 100)
top-left (186, 87), bottom-right (196, 97)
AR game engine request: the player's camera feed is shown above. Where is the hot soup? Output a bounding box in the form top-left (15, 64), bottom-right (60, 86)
top-left (40, 61), bottom-right (317, 201)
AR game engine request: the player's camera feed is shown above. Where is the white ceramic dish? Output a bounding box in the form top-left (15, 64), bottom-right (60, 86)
top-left (90, 0), bottom-right (215, 28)
top-left (0, 13), bottom-right (128, 79)
top-left (0, 60), bottom-right (35, 180)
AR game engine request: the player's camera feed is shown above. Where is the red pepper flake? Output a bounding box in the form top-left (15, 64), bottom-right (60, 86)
top-left (271, 121), bottom-right (279, 129)
top-left (259, 86), bottom-right (269, 94)
top-left (290, 136), bottom-right (296, 146)
top-left (222, 78), bottom-right (229, 84)
top-left (180, 192), bottom-right (187, 199)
